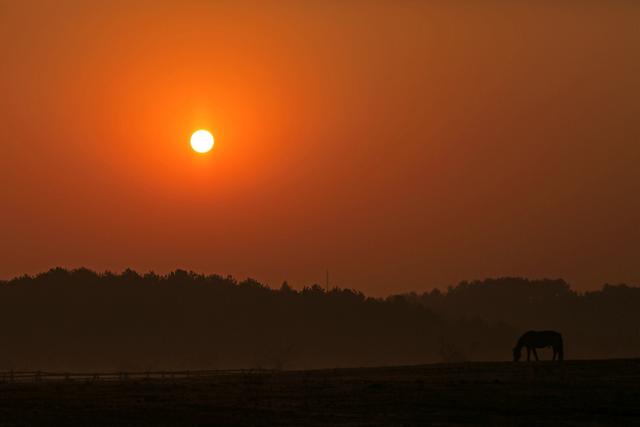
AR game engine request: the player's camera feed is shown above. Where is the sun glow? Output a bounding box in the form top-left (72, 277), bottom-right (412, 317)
top-left (190, 130), bottom-right (214, 153)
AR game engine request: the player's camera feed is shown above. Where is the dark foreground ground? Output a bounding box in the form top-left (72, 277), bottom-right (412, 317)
top-left (1, 359), bottom-right (640, 426)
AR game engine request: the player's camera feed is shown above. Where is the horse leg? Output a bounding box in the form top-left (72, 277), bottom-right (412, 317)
top-left (526, 347), bottom-right (531, 361)
top-left (532, 348), bottom-right (539, 361)
top-left (553, 347), bottom-right (557, 361)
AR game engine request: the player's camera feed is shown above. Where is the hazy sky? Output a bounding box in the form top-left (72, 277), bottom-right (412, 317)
top-left (1, 1), bottom-right (639, 295)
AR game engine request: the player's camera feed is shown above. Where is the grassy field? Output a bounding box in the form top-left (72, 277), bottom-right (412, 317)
top-left (1, 359), bottom-right (639, 426)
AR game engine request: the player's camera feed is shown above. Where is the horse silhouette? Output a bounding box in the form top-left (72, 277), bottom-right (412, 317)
top-left (513, 330), bottom-right (563, 362)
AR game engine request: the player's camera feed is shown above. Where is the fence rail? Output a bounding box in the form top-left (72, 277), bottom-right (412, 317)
top-left (0, 369), bottom-right (278, 383)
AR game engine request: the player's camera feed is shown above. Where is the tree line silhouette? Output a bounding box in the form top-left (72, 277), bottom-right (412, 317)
top-left (403, 277), bottom-right (640, 360)
top-left (0, 269), bottom-right (637, 371)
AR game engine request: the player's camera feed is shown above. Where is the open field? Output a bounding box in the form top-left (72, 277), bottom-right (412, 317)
top-left (1, 360), bottom-right (640, 426)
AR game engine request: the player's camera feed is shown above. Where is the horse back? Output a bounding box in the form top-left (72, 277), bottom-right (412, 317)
top-left (521, 330), bottom-right (562, 347)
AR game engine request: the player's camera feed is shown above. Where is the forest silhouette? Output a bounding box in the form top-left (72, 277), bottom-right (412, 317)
top-left (0, 269), bottom-right (638, 371)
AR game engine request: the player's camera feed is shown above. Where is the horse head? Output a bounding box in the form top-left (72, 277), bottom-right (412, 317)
top-left (513, 347), bottom-right (522, 362)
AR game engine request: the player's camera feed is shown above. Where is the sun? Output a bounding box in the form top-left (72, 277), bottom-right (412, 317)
top-left (190, 130), bottom-right (214, 153)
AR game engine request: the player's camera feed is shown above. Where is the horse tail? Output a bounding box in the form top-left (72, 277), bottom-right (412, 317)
top-left (557, 334), bottom-right (564, 361)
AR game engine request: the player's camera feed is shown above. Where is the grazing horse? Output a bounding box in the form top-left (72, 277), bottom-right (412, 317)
top-left (513, 330), bottom-right (563, 362)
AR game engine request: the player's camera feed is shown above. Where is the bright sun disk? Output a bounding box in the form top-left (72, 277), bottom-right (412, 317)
top-left (190, 130), bottom-right (214, 153)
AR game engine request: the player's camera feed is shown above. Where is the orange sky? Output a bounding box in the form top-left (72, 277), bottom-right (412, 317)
top-left (1, 1), bottom-right (639, 295)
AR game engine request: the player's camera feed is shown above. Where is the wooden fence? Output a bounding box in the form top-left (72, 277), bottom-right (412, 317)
top-left (0, 369), bottom-right (277, 383)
